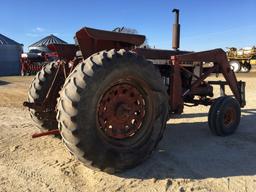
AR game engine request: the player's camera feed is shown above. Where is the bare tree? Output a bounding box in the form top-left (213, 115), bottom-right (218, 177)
top-left (113, 27), bottom-right (150, 48)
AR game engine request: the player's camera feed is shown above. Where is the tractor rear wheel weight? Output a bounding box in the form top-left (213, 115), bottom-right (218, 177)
top-left (57, 49), bottom-right (169, 172)
top-left (208, 96), bottom-right (241, 136)
top-left (28, 62), bottom-right (58, 131)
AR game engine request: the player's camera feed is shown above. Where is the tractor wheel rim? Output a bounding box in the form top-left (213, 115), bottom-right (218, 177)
top-left (224, 107), bottom-right (236, 127)
top-left (97, 82), bottom-right (146, 139)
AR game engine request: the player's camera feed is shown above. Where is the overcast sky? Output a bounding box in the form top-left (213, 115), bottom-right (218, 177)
top-left (1, 0), bottom-right (256, 51)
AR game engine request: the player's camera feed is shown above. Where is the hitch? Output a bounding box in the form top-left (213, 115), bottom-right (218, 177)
top-left (23, 101), bottom-right (44, 111)
top-left (32, 129), bottom-right (60, 138)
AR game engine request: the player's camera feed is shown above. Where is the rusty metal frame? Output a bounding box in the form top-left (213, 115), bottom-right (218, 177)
top-left (23, 17), bottom-right (246, 127)
top-left (169, 48), bottom-right (245, 114)
top-left (24, 48), bottom-right (246, 117)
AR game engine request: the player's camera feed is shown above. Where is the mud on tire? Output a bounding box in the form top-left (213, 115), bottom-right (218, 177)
top-left (28, 62), bottom-right (58, 131)
top-left (57, 49), bottom-right (169, 173)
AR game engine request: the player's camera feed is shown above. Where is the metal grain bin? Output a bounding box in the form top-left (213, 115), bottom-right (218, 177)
top-left (28, 34), bottom-right (67, 53)
top-left (0, 34), bottom-right (23, 76)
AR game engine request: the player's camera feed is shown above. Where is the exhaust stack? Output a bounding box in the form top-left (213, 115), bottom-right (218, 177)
top-left (172, 9), bottom-right (180, 50)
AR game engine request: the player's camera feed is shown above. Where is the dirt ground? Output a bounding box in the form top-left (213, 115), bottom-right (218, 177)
top-left (0, 71), bottom-right (256, 192)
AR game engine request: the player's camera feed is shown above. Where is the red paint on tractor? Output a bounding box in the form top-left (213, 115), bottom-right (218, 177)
top-left (32, 129), bottom-right (60, 138)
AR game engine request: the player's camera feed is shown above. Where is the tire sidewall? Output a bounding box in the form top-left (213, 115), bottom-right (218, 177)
top-left (28, 62), bottom-right (58, 130)
top-left (216, 97), bottom-right (241, 135)
top-left (208, 97), bottom-right (225, 135)
top-left (77, 59), bottom-right (163, 152)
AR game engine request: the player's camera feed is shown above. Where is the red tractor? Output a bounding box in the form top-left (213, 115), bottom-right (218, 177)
top-left (24, 9), bottom-right (245, 173)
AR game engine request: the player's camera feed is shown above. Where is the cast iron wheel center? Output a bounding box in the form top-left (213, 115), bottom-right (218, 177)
top-left (224, 107), bottom-right (236, 127)
top-left (97, 83), bottom-right (146, 139)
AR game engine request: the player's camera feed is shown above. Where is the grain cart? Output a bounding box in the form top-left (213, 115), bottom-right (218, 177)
top-left (24, 9), bottom-right (246, 173)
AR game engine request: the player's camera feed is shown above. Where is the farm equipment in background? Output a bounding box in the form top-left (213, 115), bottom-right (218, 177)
top-left (20, 44), bottom-right (77, 76)
top-left (24, 9), bottom-right (246, 173)
top-left (227, 46), bottom-right (256, 73)
top-left (20, 49), bottom-right (57, 76)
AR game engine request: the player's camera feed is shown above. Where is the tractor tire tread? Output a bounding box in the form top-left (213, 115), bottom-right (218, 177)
top-left (28, 62), bottom-right (58, 131)
top-left (57, 49), bottom-right (168, 172)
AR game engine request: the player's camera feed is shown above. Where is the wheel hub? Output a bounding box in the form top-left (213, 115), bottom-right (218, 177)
top-left (97, 83), bottom-right (146, 139)
top-left (115, 103), bottom-right (131, 119)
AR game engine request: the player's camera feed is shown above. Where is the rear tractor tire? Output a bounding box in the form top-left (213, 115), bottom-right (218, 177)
top-left (57, 49), bottom-right (169, 173)
top-left (229, 60), bottom-right (241, 73)
top-left (28, 62), bottom-right (58, 131)
top-left (208, 96), bottom-right (241, 136)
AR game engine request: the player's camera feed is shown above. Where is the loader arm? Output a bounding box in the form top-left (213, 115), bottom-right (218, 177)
top-left (170, 49), bottom-right (245, 113)
top-left (176, 49), bottom-right (243, 104)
